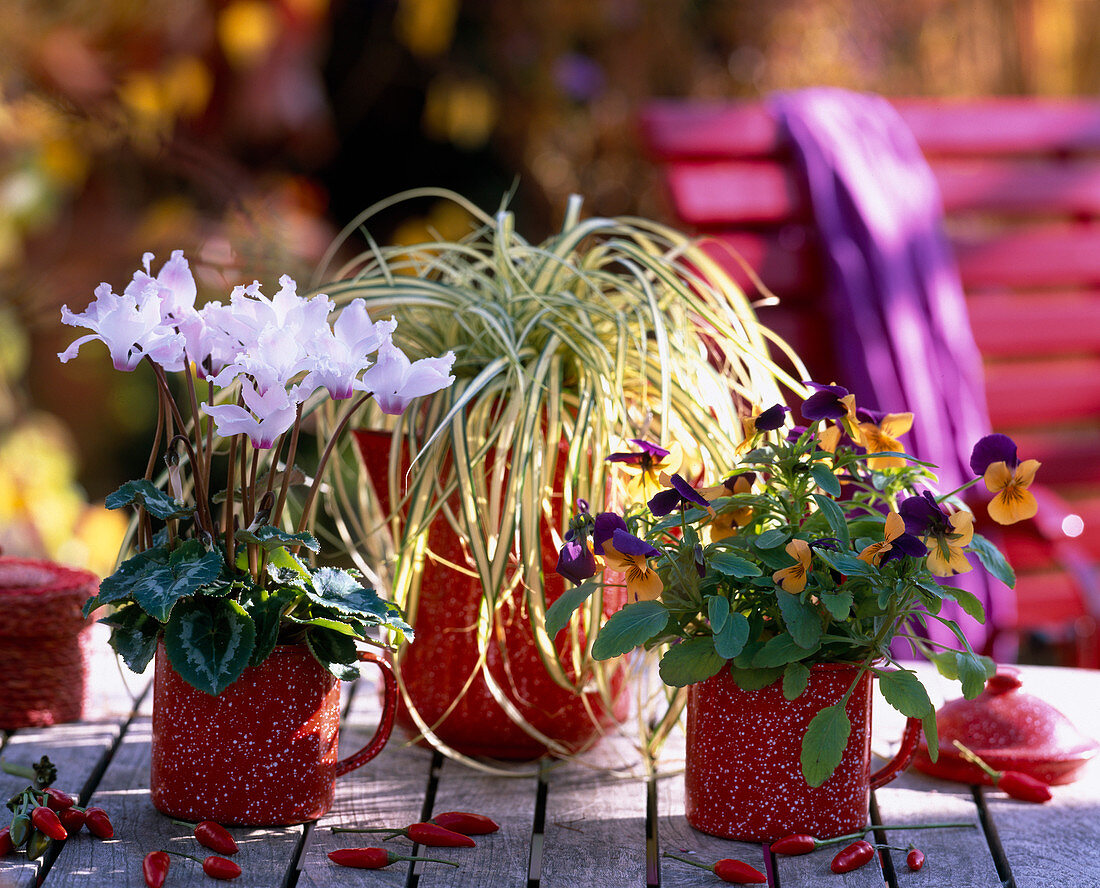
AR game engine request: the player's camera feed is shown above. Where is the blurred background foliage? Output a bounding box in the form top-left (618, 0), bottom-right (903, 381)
top-left (2, 0), bottom-right (1098, 573)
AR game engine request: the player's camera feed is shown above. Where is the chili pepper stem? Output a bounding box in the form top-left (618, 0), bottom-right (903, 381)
top-left (953, 741), bottom-right (1000, 780)
top-left (0, 759), bottom-right (35, 781)
top-left (162, 849), bottom-right (205, 865)
top-left (813, 821), bottom-right (977, 848)
top-left (393, 854), bottom-right (459, 867)
top-left (332, 826), bottom-right (403, 837)
top-left (662, 852), bottom-right (712, 872)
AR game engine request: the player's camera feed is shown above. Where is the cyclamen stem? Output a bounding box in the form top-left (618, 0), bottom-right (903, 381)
top-left (296, 393), bottom-right (372, 535)
top-left (272, 402), bottom-right (303, 529)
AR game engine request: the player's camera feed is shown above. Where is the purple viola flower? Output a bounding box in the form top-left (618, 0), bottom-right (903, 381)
top-left (880, 530), bottom-right (929, 564)
top-left (754, 403), bottom-right (789, 431)
top-left (969, 433), bottom-right (1019, 476)
top-left (592, 512), bottom-right (628, 553)
top-left (648, 473), bottom-right (711, 517)
top-left (899, 490), bottom-right (950, 537)
top-left (555, 537), bottom-right (597, 584)
top-left (606, 439), bottom-right (670, 464)
top-left (610, 528), bottom-right (661, 559)
top-left (801, 382), bottom-right (852, 422)
top-left (786, 425), bottom-right (807, 442)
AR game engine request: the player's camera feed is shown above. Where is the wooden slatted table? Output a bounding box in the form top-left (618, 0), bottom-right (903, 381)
top-left (3, 628), bottom-right (1097, 888)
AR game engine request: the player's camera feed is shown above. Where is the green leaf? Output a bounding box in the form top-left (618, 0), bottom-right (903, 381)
top-left (246, 593), bottom-right (291, 667)
top-left (810, 465), bottom-right (842, 498)
top-left (130, 540), bottom-right (226, 622)
top-left (811, 493), bottom-right (849, 546)
top-left (713, 611), bottom-right (749, 660)
top-left (707, 550), bottom-right (763, 578)
top-left (877, 668), bottom-right (933, 718)
top-left (774, 590), bottom-right (822, 649)
top-left (819, 589), bottom-right (853, 621)
top-left (106, 480), bottom-right (193, 521)
top-left (783, 661), bottom-right (810, 700)
top-left (929, 650), bottom-right (959, 681)
top-left (814, 549), bottom-right (875, 578)
top-left (730, 665), bottom-right (784, 691)
top-left (164, 596), bottom-right (256, 696)
top-left (235, 525), bottom-right (320, 554)
top-left (305, 568), bottom-right (412, 637)
top-left (969, 533), bottom-right (1016, 588)
top-left (98, 603), bottom-right (160, 674)
top-left (957, 651), bottom-right (994, 698)
top-left (939, 585), bottom-right (987, 624)
top-left (923, 708), bottom-right (939, 763)
top-left (755, 529), bottom-right (789, 550)
top-left (658, 638), bottom-right (727, 687)
top-left (707, 595), bottom-right (729, 634)
top-left (544, 580), bottom-right (599, 639)
top-left (306, 627), bottom-right (360, 681)
top-left (92, 549), bottom-right (162, 616)
top-left (591, 600), bottom-right (669, 660)
top-left (801, 704), bottom-right (851, 787)
top-left (753, 633), bottom-right (819, 668)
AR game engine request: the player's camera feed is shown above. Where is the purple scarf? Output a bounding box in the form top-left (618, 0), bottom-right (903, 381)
top-left (769, 88), bottom-right (1008, 653)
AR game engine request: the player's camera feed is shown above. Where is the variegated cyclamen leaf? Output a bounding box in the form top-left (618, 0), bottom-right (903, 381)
top-left (305, 567), bottom-right (406, 631)
top-left (235, 525), bottom-right (320, 554)
top-left (306, 626), bottom-right (360, 681)
top-left (106, 479), bottom-right (193, 521)
top-left (98, 603), bottom-right (160, 675)
top-left (129, 540), bottom-right (225, 622)
top-left (91, 549), bottom-right (163, 616)
top-left (164, 596), bottom-right (256, 696)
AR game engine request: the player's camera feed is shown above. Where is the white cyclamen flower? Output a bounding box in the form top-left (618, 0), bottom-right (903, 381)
top-left (202, 381), bottom-right (299, 449)
top-left (362, 326), bottom-right (456, 415)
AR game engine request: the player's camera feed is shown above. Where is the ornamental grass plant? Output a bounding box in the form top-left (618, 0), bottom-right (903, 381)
top-left (553, 382), bottom-right (1039, 784)
top-left (316, 188), bottom-right (803, 753)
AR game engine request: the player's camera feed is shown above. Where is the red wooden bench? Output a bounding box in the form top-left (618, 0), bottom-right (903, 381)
top-left (640, 97), bottom-right (1100, 667)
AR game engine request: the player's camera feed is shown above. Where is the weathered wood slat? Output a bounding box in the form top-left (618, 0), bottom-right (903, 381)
top-left (538, 733), bottom-right (649, 888)
top-left (297, 672), bottom-right (435, 888)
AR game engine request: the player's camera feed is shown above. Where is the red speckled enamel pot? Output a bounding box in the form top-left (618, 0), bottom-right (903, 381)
top-left (353, 429), bottom-right (628, 759)
top-left (685, 663), bottom-right (922, 842)
top-left (151, 643), bottom-right (396, 826)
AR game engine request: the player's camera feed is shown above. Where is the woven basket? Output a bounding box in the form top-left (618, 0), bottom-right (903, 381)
top-left (0, 557), bottom-right (98, 729)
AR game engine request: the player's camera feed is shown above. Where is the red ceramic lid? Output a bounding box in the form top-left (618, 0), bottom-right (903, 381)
top-left (910, 666), bottom-right (1099, 785)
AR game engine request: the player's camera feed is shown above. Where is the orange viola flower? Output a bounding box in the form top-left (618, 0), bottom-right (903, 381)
top-left (772, 538), bottom-right (812, 594)
top-left (984, 459), bottom-right (1041, 525)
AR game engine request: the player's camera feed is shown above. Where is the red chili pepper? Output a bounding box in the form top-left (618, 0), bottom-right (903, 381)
top-left (328, 847), bottom-right (460, 869)
top-left (59, 808), bottom-right (86, 833)
top-left (713, 858), bottom-right (767, 884)
top-left (43, 788), bottom-right (75, 811)
top-left (194, 821), bottom-right (239, 855)
top-left (997, 771), bottom-right (1052, 803)
top-left (770, 834), bottom-right (817, 855)
top-left (0, 827), bottom-right (12, 857)
top-left (830, 840), bottom-right (876, 874)
top-left (430, 811), bottom-right (500, 835)
top-left (405, 822), bottom-right (476, 847)
top-left (84, 806), bottom-right (114, 839)
top-left (31, 806), bottom-right (68, 841)
top-left (202, 856), bottom-right (242, 880)
top-left (907, 848), bottom-right (925, 872)
top-left (143, 851), bottom-right (171, 888)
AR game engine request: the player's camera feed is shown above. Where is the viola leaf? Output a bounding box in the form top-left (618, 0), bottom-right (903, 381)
top-left (938, 584), bottom-right (987, 624)
top-left (877, 668), bottom-right (933, 718)
top-left (810, 466), bottom-right (842, 498)
top-left (923, 708), bottom-right (939, 762)
top-left (819, 589), bottom-right (853, 621)
top-left (801, 703), bottom-right (851, 788)
top-left (814, 549), bottom-right (875, 578)
top-left (811, 493), bottom-right (849, 547)
top-left (591, 600), bottom-right (669, 660)
top-left (544, 579), bottom-right (599, 639)
top-left (657, 638), bottom-right (726, 688)
top-left (164, 596), bottom-right (256, 696)
top-left (707, 550), bottom-right (762, 578)
top-left (713, 611), bottom-right (750, 660)
top-left (969, 533), bottom-right (1016, 588)
top-left (957, 651), bottom-right (995, 698)
top-left (755, 529), bottom-right (789, 550)
top-left (707, 595), bottom-right (729, 634)
top-left (730, 665), bottom-right (783, 691)
top-left (753, 633), bottom-right (819, 668)
top-left (235, 525), bottom-right (320, 554)
top-left (782, 661), bottom-right (810, 700)
top-left (106, 480), bottom-right (193, 521)
top-left (774, 590), bottom-right (822, 649)
top-left (129, 540), bottom-right (225, 622)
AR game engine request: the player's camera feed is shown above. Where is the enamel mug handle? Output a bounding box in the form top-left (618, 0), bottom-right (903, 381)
top-left (870, 716), bottom-right (924, 790)
top-left (335, 651), bottom-right (398, 776)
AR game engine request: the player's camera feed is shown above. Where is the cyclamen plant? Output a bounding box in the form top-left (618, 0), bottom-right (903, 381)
top-left (551, 382), bottom-right (1039, 786)
top-left (60, 250), bottom-right (456, 695)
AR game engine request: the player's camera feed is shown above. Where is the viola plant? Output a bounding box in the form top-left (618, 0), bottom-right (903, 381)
top-left (551, 382), bottom-right (1039, 786)
top-left (59, 251), bottom-right (456, 695)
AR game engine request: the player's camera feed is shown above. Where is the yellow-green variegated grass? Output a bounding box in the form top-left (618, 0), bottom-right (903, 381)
top-left (314, 188), bottom-right (807, 763)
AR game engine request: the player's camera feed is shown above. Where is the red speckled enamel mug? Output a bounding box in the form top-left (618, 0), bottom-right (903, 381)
top-left (151, 643), bottom-right (397, 826)
top-left (684, 663), bottom-right (922, 842)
